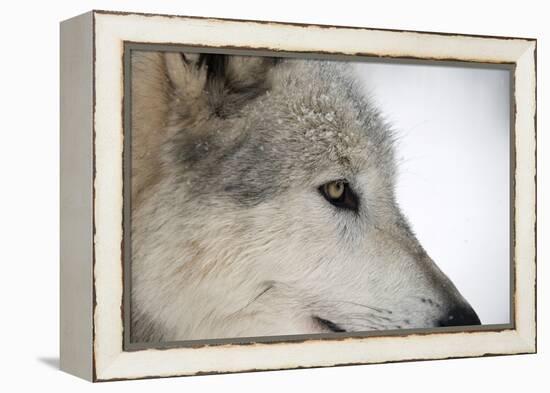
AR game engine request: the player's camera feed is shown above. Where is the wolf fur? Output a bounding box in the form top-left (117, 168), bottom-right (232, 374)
top-left (130, 51), bottom-right (480, 342)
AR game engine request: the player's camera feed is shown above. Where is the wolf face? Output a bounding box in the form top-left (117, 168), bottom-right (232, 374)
top-left (130, 52), bottom-right (480, 342)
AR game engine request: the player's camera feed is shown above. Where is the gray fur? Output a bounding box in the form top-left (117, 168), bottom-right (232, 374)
top-left (130, 52), bottom-right (479, 343)
top-left (165, 57), bottom-right (395, 207)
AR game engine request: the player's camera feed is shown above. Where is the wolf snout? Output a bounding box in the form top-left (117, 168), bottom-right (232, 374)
top-left (437, 305), bottom-right (481, 327)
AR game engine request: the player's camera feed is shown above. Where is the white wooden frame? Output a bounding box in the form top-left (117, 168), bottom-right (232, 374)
top-left (60, 10), bottom-right (537, 382)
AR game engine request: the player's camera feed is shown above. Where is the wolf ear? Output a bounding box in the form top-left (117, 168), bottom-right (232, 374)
top-left (165, 53), bottom-right (277, 118)
top-left (164, 52), bottom-right (208, 102)
top-left (199, 54), bottom-right (277, 89)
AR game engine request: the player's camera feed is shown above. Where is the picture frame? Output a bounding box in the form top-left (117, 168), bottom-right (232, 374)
top-left (60, 10), bottom-right (537, 382)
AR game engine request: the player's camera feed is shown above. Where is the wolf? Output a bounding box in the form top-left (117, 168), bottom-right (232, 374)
top-left (130, 51), bottom-right (481, 343)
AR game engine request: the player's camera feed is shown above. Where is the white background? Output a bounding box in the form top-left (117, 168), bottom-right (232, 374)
top-left (0, 1), bottom-right (546, 392)
top-left (357, 63), bottom-right (510, 324)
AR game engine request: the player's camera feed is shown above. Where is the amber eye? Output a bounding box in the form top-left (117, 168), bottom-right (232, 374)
top-left (326, 180), bottom-right (345, 199)
top-left (319, 180), bottom-right (359, 212)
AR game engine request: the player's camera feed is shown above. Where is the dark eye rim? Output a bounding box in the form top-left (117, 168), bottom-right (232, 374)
top-left (318, 180), bottom-right (359, 212)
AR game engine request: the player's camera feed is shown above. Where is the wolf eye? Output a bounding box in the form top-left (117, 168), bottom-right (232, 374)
top-left (319, 180), bottom-right (359, 212)
top-left (326, 181), bottom-right (344, 199)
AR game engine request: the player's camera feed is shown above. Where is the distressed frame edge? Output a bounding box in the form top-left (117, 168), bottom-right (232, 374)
top-left (512, 40), bottom-right (537, 354)
top-left (89, 11), bottom-right (537, 382)
top-left (59, 11), bottom-right (95, 381)
top-left (92, 8), bottom-right (538, 42)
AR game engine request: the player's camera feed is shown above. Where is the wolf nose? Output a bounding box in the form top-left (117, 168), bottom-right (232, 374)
top-left (438, 306), bottom-right (481, 327)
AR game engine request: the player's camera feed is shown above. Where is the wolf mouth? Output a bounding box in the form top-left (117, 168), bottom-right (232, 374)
top-left (313, 316), bottom-right (347, 333)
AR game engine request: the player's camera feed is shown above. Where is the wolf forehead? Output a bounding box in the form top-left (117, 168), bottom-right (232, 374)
top-left (165, 55), bottom-right (396, 205)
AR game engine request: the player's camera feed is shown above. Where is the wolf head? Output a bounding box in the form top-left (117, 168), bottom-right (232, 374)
top-left (131, 52), bottom-right (480, 342)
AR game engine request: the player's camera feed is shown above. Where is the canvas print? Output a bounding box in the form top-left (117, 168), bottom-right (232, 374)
top-left (128, 49), bottom-right (510, 344)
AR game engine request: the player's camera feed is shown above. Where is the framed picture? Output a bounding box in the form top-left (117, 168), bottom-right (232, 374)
top-left (60, 10), bottom-right (537, 381)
